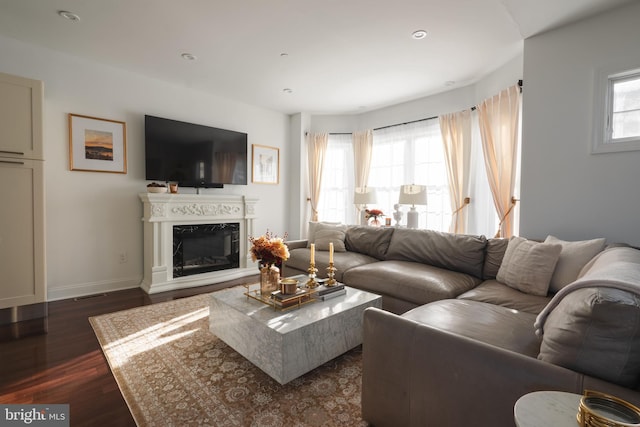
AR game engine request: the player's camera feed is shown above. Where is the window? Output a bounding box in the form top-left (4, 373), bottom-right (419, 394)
top-left (593, 66), bottom-right (640, 153)
top-left (368, 120), bottom-right (451, 231)
top-left (317, 134), bottom-right (355, 224)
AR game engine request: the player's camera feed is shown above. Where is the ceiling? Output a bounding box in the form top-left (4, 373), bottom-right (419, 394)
top-left (0, 0), bottom-right (633, 115)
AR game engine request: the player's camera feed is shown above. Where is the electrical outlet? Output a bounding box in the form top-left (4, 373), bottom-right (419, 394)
top-left (119, 251), bottom-right (128, 264)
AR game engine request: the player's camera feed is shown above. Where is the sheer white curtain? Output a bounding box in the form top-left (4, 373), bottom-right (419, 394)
top-left (369, 120), bottom-right (451, 231)
top-left (317, 134), bottom-right (356, 224)
top-left (439, 110), bottom-right (472, 234)
top-left (307, 132), bottom-right (328, 222)
top-left (478, 85), bottom-right (521, 238)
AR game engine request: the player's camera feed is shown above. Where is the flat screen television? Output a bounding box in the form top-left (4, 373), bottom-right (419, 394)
top-left (144, 115), bottom-right (248, 187)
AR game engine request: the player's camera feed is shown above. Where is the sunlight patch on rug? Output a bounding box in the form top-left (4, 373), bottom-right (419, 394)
top-left (90, 293), bottom-right (367, 426)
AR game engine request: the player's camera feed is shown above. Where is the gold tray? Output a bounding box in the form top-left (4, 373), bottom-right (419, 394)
top-left (243, 284), bottom-right (318, 311)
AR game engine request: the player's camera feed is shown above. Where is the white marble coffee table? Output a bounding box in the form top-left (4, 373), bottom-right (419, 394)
top-left (514, 391), bottom-right (581, 427)
top-left (209, 284), bottom-right (382, 384)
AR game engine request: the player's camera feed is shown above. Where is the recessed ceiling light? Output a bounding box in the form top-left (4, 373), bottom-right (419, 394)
top-left (411, 30), bottom-right (427, 40)
top-left (280, 53), bottom-right (289, 57)
top-left (445, 80), bottom-right (456, 86)
top-left (283, 88), bottom-right (293, 94)
top-left (58, 10), bottom-right (80, 22)
top-left (181, 53), bottom-right (197, 61)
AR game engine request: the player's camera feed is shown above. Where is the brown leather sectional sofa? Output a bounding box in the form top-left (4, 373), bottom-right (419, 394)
top-left (283, 225), bottom-right (640, 426)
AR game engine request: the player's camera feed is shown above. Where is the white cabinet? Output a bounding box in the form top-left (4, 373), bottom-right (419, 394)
top-left (0, 72), bottom-right (43, 160)
top-left (0, 72), bottom-right (45, 311)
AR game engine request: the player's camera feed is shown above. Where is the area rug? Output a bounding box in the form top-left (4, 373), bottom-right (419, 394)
top-left (89, 292), bottom-right (367, 427)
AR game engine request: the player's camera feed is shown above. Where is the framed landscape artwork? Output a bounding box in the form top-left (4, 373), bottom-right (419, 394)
top-left (252, 144), bottom-right (279, 184)
top-left (69, 114), bottom-right (127, 173)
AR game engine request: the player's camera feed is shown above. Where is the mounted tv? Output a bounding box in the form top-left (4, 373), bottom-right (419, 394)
top-left (144, 115), bottom-right (248, 188)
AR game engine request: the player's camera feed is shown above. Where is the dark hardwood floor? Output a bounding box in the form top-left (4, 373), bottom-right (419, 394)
top-left (0, 276), bottom-right (258, 426)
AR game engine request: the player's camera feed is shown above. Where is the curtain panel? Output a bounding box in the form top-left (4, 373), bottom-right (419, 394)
top-left (307, 132), bottom-right (328, 222)
top-left (353, 130), bottom-right (374, 216)
top-left (478, 84), bottom-right (521, 238)
top-left (439, 110), bottom-right (472, 234)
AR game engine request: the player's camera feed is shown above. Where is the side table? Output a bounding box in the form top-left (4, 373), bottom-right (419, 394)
top-left (514, 391), bottom-right (581, 427)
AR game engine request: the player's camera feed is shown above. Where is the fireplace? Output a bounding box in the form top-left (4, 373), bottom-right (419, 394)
top-left (173, 223), bottom-right (240, 277)
top-left (139, 193), bottom-right (257, 294)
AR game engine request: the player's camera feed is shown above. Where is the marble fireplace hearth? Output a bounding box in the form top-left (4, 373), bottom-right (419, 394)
top-left (139, 193), bottom-right (258, 294)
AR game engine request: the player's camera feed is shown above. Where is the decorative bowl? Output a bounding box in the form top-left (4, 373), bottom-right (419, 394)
top-left (147, 186), bottom-right (168, 193)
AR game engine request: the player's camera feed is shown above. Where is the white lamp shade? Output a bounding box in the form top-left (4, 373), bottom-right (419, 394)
top-left (354, 187), bottom-right (377, 205)
top-left (398, 184), bottom-right (428, 206)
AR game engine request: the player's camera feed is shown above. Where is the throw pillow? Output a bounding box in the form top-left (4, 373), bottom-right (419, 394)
top-left (306, 221), bottom-right (342, 247)
top-left (314, 228), bottom-right (347, 252)
top-left (496, 237), bottom-right (562, 296)
top-left (544, 235), bottom-right (606, 293)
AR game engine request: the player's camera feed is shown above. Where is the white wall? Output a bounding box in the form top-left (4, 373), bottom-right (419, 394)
top-left (0, 35), bottom-right (290, 300)
top-left (520, 2), bottom-right (640, 245)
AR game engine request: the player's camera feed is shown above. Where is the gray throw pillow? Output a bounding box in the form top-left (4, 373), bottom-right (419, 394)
top-left (496, 237), bottom-right (562, 296)
top-left (538, 287), bottom-right (640, 388)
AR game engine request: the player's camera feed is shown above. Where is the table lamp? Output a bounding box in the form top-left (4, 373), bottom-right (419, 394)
top-left (398, 184), bottom-right (428, 229)
top-left (354, 187), bottom-right (377, 226)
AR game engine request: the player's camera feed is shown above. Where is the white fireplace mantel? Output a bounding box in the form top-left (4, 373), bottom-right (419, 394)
top-left (139, 193), bottom-right (258, 294)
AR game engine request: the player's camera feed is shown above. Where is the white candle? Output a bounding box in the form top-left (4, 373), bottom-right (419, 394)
top-left (329, 242), bottom-right (334, 263)
top-left (310, 243), bottom-right (315, 264)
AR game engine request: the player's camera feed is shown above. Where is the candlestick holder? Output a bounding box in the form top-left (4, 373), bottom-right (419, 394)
top-left (326, 263), bottom-right (337, 286)
top-left (306, 263), bottom-right (319, 288)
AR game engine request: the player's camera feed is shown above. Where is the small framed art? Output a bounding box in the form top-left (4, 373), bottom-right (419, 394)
top-left (252, 144), bottom-right (279, 184)
top-left (68, 113), bottom-right (127, 173)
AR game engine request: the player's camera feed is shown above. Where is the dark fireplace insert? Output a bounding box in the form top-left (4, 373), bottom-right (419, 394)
top-left (173, 223), bottom-right (240, 277)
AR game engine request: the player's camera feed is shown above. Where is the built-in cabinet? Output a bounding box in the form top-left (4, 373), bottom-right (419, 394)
top-left (0, 72), bottom-right (46, 316)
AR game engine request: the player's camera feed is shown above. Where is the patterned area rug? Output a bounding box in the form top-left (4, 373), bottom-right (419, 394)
top-left (89, 292), bottom-right (367, 426)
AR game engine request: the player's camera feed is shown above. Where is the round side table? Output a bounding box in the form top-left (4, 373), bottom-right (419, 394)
top-left (514, 391), bottom-right (581, 427)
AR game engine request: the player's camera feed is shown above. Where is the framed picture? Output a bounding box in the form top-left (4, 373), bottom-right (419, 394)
top-left (68, 113), bottom-right (127, 173)
top-left (252, 144), bottom-right (279, 184)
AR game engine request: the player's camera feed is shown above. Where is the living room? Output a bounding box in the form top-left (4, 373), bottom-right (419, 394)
top-left (1, 0), bottom-right (640, 425)
top-left (0, 2), bottom-right (638, 301)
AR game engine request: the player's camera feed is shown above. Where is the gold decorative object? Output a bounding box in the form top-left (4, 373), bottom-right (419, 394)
top-left (280, 278), bottom-right (299, 295)
top-left (259, 264), bottom-right (279, 296)
top-left (243, 284), bottom-right (318, 312)
top-left (306, 263), bottom-right (319, 288)
top-left (577, 390), bottom-right (640, 427)
top-left (326, 262), bottom-right (337, 286)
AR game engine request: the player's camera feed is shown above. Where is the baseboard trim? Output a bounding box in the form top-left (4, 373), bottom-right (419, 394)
top-left (47, 275), bottom-right (143, 302)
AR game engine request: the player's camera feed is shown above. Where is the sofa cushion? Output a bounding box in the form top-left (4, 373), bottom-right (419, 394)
top-left (402, 300), bottom-right (541, 357)
top-left (343, 260), bottom-right (482, 306)
top-left (385, 228), bottom-right (487, 278)
top-left (544, 235), bottom-right (606, 292)
top-left (538, 287), bottom-right (640, 388)
top-left (496, 237), bottom-right (562, 296)
top-left (457, 280), bottom-right (551, 315)
top-left (345, 226), bottom-right (395, 260)
top-left (483, 238), bottom-right (509, 280)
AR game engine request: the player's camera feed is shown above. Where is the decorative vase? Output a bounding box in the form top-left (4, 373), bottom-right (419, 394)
top-left (260, 263), bottom-right (280, 296)
top-left (369, 217), bottom-right (381, 227)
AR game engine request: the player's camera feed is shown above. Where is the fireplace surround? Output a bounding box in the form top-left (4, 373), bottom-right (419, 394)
top-left (139, 193), bottom-right (257, 294)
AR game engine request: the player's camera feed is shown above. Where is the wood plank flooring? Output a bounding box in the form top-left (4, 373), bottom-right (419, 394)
top-left (0, 277), bottom-right (257, 426)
